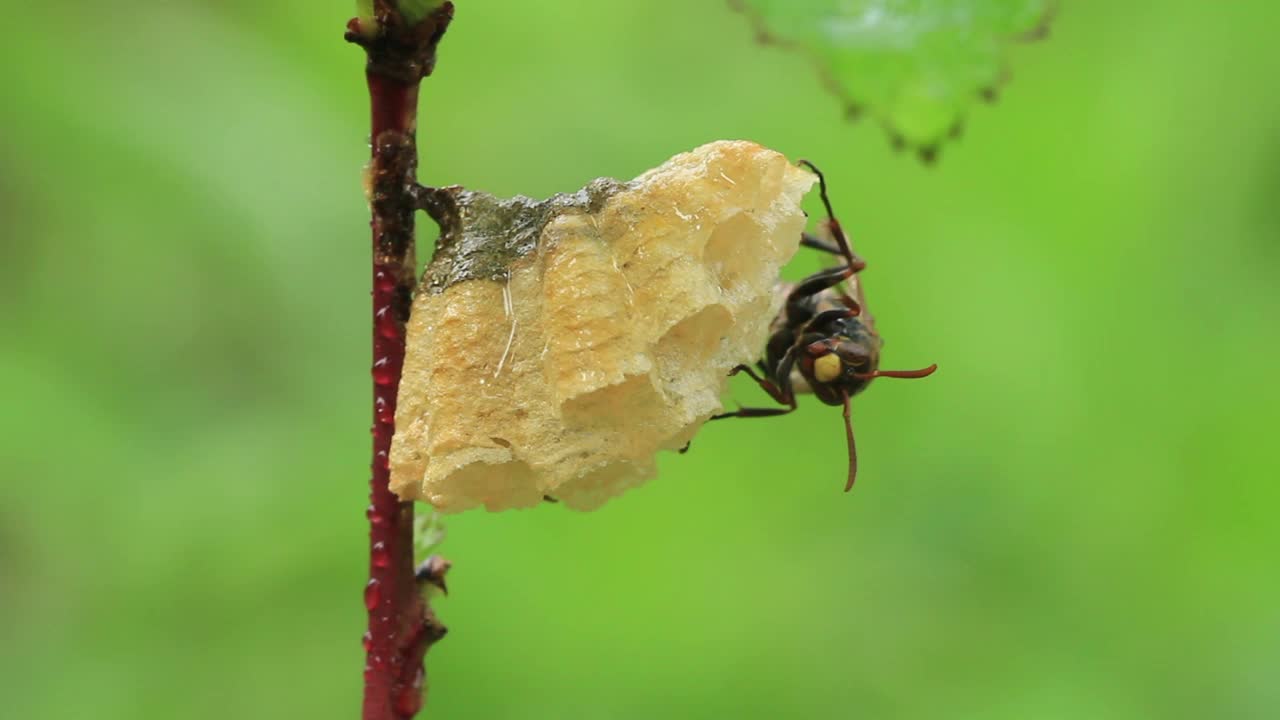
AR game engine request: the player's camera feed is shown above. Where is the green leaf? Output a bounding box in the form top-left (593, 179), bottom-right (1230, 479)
top-left (734, 0), bottom-right (1055, 160)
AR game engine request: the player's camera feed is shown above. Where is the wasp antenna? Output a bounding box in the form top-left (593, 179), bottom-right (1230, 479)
top-left (841, 388), bottom-right (858, 492)
top-left (856, 363), bottom-right (939, 381)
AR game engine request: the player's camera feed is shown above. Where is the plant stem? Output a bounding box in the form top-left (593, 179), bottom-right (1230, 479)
top-left (346, 3), bottom-right (454, 718)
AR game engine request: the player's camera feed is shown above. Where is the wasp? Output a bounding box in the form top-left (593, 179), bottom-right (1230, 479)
top-left (711, 161), bottom-right (937, 491)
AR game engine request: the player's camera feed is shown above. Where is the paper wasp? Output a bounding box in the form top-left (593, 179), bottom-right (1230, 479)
top-left (711, 161), bottom-right (937, 490)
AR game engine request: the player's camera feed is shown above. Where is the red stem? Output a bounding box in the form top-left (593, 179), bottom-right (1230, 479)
top-left (348, 4), bottom-right (454, 719)
top-left (365, 80), bottom-right (428, 720)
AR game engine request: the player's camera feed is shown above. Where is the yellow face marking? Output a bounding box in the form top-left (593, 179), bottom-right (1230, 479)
top-left (814, 353), bottom-right (842, 383)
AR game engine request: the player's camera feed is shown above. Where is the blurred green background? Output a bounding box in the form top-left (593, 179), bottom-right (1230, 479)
top-left (3, 1), bottom-right (1278, 718)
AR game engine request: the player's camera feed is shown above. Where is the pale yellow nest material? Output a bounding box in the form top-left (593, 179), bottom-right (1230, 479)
top-left (391, 140), bottom-right (815, 512)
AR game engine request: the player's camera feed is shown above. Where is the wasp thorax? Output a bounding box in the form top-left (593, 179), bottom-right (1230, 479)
top-left (391, 141), bottom-right (816, 512)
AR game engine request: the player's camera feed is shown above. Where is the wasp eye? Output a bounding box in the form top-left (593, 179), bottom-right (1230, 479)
top-left (847, 356), bottom-right (870, 370)
top-left (814, 353), bottom-right (843, 383)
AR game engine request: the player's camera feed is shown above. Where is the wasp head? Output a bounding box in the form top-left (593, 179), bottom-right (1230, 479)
top-left (806, 333), bottom-right (881, 403)
top-left (797, 323), bottom-right (936, 492)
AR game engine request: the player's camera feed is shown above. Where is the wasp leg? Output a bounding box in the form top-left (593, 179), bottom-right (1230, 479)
top-left (787, 265), bottom-right (859, 325)
top-left (727, 364), bottom-right (791, 404)
top-left (711, 405), bottom-right (796, 419)
top-left (711, 351), bottom-right (801, 420)
top-left (801, 232), bottom-right (841, 255)
top-left (802, 308), bottom-right (859, 336)
top-left (797, 160), bottom-right (861, 271)
top-left (801, 233), bottom-right (867, 271)
top-left (797, 235), bottom-right (865, 312)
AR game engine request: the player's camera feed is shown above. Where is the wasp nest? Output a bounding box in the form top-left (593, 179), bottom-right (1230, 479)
top-left (391, 141), bottom-right (816, 512)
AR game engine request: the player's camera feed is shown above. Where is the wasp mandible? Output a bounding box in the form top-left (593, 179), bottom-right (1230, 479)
top-left (711, 161), bottom-right (937, 491)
